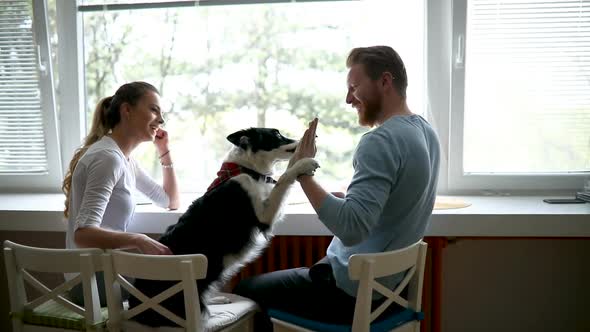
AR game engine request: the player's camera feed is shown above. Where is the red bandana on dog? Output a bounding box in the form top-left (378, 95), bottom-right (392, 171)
top-left (207, 162), bottom-right (277, 192)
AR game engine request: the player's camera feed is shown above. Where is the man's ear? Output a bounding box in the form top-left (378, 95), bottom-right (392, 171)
top-left (382, 71), bottom-right (394, 88)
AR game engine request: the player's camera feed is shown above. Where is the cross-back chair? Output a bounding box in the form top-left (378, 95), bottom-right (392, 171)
top-left (3, 240), bottom-right (107, 332)
top-left (269, 240), bottom-right (428, 332)
top-left (102, 249), bottom-right (257, 332)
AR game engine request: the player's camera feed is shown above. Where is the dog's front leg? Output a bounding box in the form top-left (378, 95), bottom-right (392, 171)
top-left (258, 180), bottom-right (292, 225)
top-left (259, 158), bottom-right (320, 225)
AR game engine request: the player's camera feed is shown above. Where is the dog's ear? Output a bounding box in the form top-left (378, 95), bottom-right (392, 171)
top-left (227, 131), bottom-right (250, 150)
top-left (238, 136), bottom-right (250, 150)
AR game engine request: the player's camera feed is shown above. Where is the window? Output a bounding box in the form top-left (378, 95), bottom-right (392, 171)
top-left (447, 0), bottom-right (589, 192)
top-left (0, 0), bottom-right (61, 191)
top-left (8, 0), bottom-right (587, 195)
top-left (71, 0), bottom-right (426, 195)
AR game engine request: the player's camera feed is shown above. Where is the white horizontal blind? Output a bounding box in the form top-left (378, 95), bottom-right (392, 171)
top-left (463, 0), bottom-right (590, 173)
top-left (0, 0), bottom-right (49, 174)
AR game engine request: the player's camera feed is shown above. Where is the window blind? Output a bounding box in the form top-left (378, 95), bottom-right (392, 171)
top-left (463, 0), bottom-right (590, 173)
top-left (0, 0), bottom-right (49, 174)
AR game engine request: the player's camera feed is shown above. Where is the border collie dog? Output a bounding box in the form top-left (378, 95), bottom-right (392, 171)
top-left (130, 127), bottom-right (319, 327)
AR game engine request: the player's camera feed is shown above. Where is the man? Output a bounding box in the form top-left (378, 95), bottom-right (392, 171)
top-left (234, 45), bottom-right (440, 328)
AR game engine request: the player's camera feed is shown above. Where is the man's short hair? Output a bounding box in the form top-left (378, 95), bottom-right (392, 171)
top-left (346, 46), bottom-right (408, 98)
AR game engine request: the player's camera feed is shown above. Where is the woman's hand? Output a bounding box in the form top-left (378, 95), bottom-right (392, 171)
top-left (133, 233), bottom-right (173, 255)
top-left (289, 118), bottom-right (318, 168)
top-left (153, 128), bottom-right (170, 156)
top-left (74, 227), bottom-right (172, 255)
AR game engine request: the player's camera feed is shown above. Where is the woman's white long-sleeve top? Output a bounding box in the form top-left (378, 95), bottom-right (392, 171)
top-left (66, 136), bottom-right (169, 250)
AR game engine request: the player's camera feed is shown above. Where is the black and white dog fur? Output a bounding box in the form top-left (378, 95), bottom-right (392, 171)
top-left (129, 127), bottom-right (319, 327)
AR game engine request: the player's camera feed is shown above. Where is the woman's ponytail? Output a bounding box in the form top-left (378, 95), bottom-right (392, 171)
top-left (62, 96), bottom-right (113, 218)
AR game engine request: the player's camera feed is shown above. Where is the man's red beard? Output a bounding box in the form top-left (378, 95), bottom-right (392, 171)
top-left (357, 94), bottom-right (382, 127)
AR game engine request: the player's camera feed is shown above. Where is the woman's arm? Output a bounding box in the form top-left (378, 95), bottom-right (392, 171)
top-left (75, 227), bottom-right (172, 255)
top-left (158, 149), bottom-right (180, 210)
top-left (154, 128), bottom-right (180, 209)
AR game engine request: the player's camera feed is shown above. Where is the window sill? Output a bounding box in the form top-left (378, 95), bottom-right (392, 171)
top-left (0, 193), bottom-right (588, 237)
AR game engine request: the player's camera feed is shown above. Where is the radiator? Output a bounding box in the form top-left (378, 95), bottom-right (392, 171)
top-left (235, 235), bottom-right (332, 281)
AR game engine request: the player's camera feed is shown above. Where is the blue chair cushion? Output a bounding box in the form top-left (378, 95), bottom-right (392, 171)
top-left (268, 308), bottom-right (424, 332)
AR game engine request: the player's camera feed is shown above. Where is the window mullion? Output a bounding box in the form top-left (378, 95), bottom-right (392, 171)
top-left (56, 0), bottom-right (86, 178)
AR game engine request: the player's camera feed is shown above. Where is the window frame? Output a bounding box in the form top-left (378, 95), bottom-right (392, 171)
top-left (49, 0), bottom-right (588, 195)
top-left (61, 0), bottom-right (431, 195)
top-left (444, 0), bottom-right (587, 193)
top-left (56, 0), bottom-right (86, 182)
top-left (0, 0), bottom-right (63, 192)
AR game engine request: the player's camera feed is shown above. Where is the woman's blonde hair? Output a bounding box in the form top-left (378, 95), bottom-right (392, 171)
top-left (62, 81), bottom-right (159, 218)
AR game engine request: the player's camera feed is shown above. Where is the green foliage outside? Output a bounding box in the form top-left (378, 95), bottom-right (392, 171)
top-left (81, 4), bottom-right (366, 192)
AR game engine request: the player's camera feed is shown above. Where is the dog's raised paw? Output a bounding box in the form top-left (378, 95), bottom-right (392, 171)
top-left (293, 158), bottom-right (320, 176)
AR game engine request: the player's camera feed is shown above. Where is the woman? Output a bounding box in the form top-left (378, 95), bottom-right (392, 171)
top-left (63, 81), bottom-right (180, 253)
top-left (62, 81), bottom-right (180, 304)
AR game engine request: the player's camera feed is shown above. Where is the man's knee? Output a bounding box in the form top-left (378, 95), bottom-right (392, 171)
top-left (232, 277), bottom-right (256, 298)
top-left (232, 268), bottom-right (310, 304)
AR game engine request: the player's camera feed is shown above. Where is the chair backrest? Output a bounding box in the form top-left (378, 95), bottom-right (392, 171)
top-left (101, 249), bottom-right (208, 332)
top-left (3, 240), bottom-right (104, 331)
top-left (348, 240), bottom-right (428, 332)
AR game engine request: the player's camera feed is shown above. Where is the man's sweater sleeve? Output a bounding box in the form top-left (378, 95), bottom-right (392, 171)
top-left (317, 131), bottom-right (401, 246)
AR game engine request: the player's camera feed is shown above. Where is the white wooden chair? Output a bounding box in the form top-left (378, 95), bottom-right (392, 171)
top-left (269, 240), bottom-right (428, 332)
top-left (3, 240), bottom-right (107, 332)
top-left (102, 250), bottom-right (257, 332)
